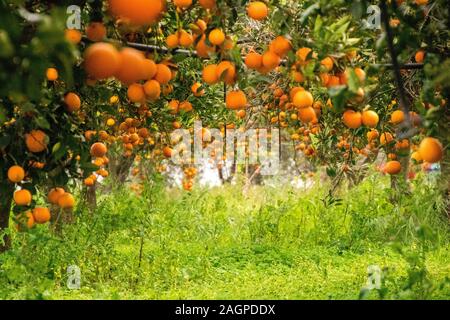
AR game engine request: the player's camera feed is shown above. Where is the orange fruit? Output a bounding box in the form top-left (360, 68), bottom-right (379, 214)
top-left (196, 34), bottom-right (215, 58)
top-left (415, 50), bottom-right (425, 63)
top-left (25, 130), bottom-right (48, 153)
top-left (199, 0), bottom-right (215, 9)
top-left (154, 64), bottom-right (172, 84)
top-left (179, 30), bottom-right (194, 47)
top-left (390, 110), bottom-right (405, 124)
top-left (226, 90), bottom-right (247, 109)
top-left (202, 64), bottom-right (219, 84)
top-left (90, 142), bottom-right (108, 157)
top-left (262, 51), bottom-right (280, 69)
top-left (48, 187), bottom-right (65, 204)
top-left (143, 80), bottom-right (161, 99)
top-left (168, 100), bottom-right (180, 114)
top-left (384, 161), bottom-right (402, 175)
top-left (293, 90), bottom-right (313, 108)
top-left (84, 42), bottom-right (121, 80)
top-left (84, 177), bottom-right (95, 186)
top-left (163, 146), bottom-right (173, 158)
top-left (208, 29), bottom-right (225, 46)
top-left (418, 137), bottom-right (443, 163)
top-left (65, 29), bottom-right (82, 44)
top-left (64, 92), bottom-right (81, 112)
top-left (8, 165), bottom-right (25, 183)
top-left (115, 47), bottom-right (146, 85)
top-left (58, 193), bottom-right (75, 209)
top-left (166, 33), bottom-right (179, 48)
top-left (289, 86), bottom-right (304, 101)
top-left (216, 61), bottom-right (236, 84)
top-left (32, 207), bottom-right (51, 224)
top-left (291, 70), bottom-right (304, 82)
top-left (320, 57), bottom-right (334, 71)
top-left (108, 0), bottom-right (164, 26)
top-left (127, 83), bottom-right (145, 102)
top-left (86, 22), bottom-right (107, 41)
top-left (270, 36), bottom-right (291, 57)
top-left (367, 129), bottom-right (379, 142)
top-left (179, 101), bottom-right (193, 112)
top-left (380, 132), bottom-right (394, 145)
top-left (354, 67), bottom-right (366, 83)
top-left (247, 1), bottom-right (268, 20)
top-left (46, 68), bottom-right (58, 81)
top-left (326, 75), bottom-right (340, 88)
top-left (362, 110), bottom-right (379, 128)
top-left (411, 151), bottom-right (423, 162)
top-left (191, 82), bottom-right (205, 97)
top-left (17, 211), bottom-right (35, 229)
top-left (296, 47), bottom-right (312, 62)
top-left (298, 107), bottom-right (316, 123)
top-left (142, 59), bottom-right (157, 79)
top-left (174, 0), bottom-right (192, 8)
top-left (14, 189), bottom-right (32, 206)
top-left (342, 110), bottom-right (362, 129)
top-left (245, 52), bottom-right (262, 70)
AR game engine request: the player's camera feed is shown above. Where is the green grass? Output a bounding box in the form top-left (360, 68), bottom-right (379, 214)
top-left (0, 172), bottom-right (449, 300)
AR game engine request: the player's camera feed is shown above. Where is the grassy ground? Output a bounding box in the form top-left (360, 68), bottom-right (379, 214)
top-left (0, 172), bottom-right (449, 300)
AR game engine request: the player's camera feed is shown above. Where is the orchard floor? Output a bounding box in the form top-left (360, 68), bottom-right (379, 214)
top-left (1, 173), bottom-right (449, 300)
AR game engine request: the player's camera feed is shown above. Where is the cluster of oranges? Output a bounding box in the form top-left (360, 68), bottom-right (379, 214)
top-left (182, 167), bottom-right (198, 191)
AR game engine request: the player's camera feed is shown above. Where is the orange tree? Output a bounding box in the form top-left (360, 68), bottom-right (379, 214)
top-left (1, 0), bottom-right (448, 251)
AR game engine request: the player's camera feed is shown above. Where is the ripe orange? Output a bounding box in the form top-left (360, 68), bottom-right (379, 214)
top-left (262, 51), bottom-right (281, 69)
top-left (8, 165), bottom-right (25, 183)
top-left (209, 29), bottom-right (225, 46)
top-left (415, 50), bottom-right (425, 63)
top-left (32, 207), bottom-right (51, 224)
top-left (166, 33), bottom-right (179, 48)
top-left (168, 100), bottom-right (180, 114)
top-left (25, 130), bottom-right (48, 153)
top-left (216, 61), bottom-right (236, 84)
top-left (127, 83), bottom-right (145, 102)
top-left (108, 0), bottom-right (164, 26)
top-left (48, 187), bottom-right (65, 204)
top-left (390, 110), bottom-right (405, 124)
top-left (86, 22), bottom-right (107, 41)
top-left (84, 42), bottom-right (121, 80)
top-left (154, 64), bottom-right (172, 84)
top-left (326, 75), bottom-right (340, 88)
top-left (320, 57), bottom-right (334, 71)
top-left (384, 161), bottom-right (402, 175)
top-left (64, 92), bottom-right (81, 112)
top-left (65, 29), bottom-right (82, 44)
top-left (14, 189), bottom-right (32, 206)
top-left (342, 110), bottom-right (362, 129)
top-left (179, 30), bottom-right (194, 47)
top-left (174, 0), bottom-right (192, 8)
top-left (58, 193), bottom-right (75, 209)
top-left (17, 211), bottom-right (35, 229)
top-left (163, 146), bottom-right (173, 158)
top-left (179, 101), bottom-right (193, 112)
top-left (202, 64), bottom-right (219, 84)
top-left (354, 67), bottom-right (366, 83)
top-left (196, 34), bottom-right (215, 58)
top-left (143, 80), bottom-right (161, 99)
top-left (142, 59), bottom-right (157, 79)
top-left (199, 0), bottom-right (216, 9)
top-left (293, 90), bottom-right (313, 108)
top-left (84, 177), bottom-right (95, 186)
top-left (298, 107), bottom-right (316, 123)
top-left (115, 47), bottom-right (146, 85)
top-left (362, 110), bottom-right (379, 128)
top-left (380, 132), bottom-right (394, 145)
top-left (296, 47), bottom-right (312, 62)
top-left (247, 1), bottom-right (269, 20)
top-left (411, 151), bottom-right (422, 162)
top-left (270, 36), bottom-right (291, 57)
top-left (46, 68), bottom-right (58, 81)
top-left (291, 70), bottom-right (304, 82)
top-left (191, 82), bottom-right (205, 97)
top-left (367, 129), bottom-right (379, 142)
top-left (289, 86), bottom-right (304, 101)
top-left (418, 137), bottom-right (443, 163)
top-left (226, 90), bottom-right (247, 109)
top-left (90, 142), bottom-right (108, 157)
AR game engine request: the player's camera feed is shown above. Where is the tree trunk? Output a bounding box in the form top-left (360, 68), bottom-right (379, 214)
top-left (0, 182), bottom-right (14, 252)
top-left (86, 184), bottom-right (97, 214)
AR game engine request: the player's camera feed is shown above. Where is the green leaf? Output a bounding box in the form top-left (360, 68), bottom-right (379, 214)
top-left (35, 116), bottom-right (51, 129)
